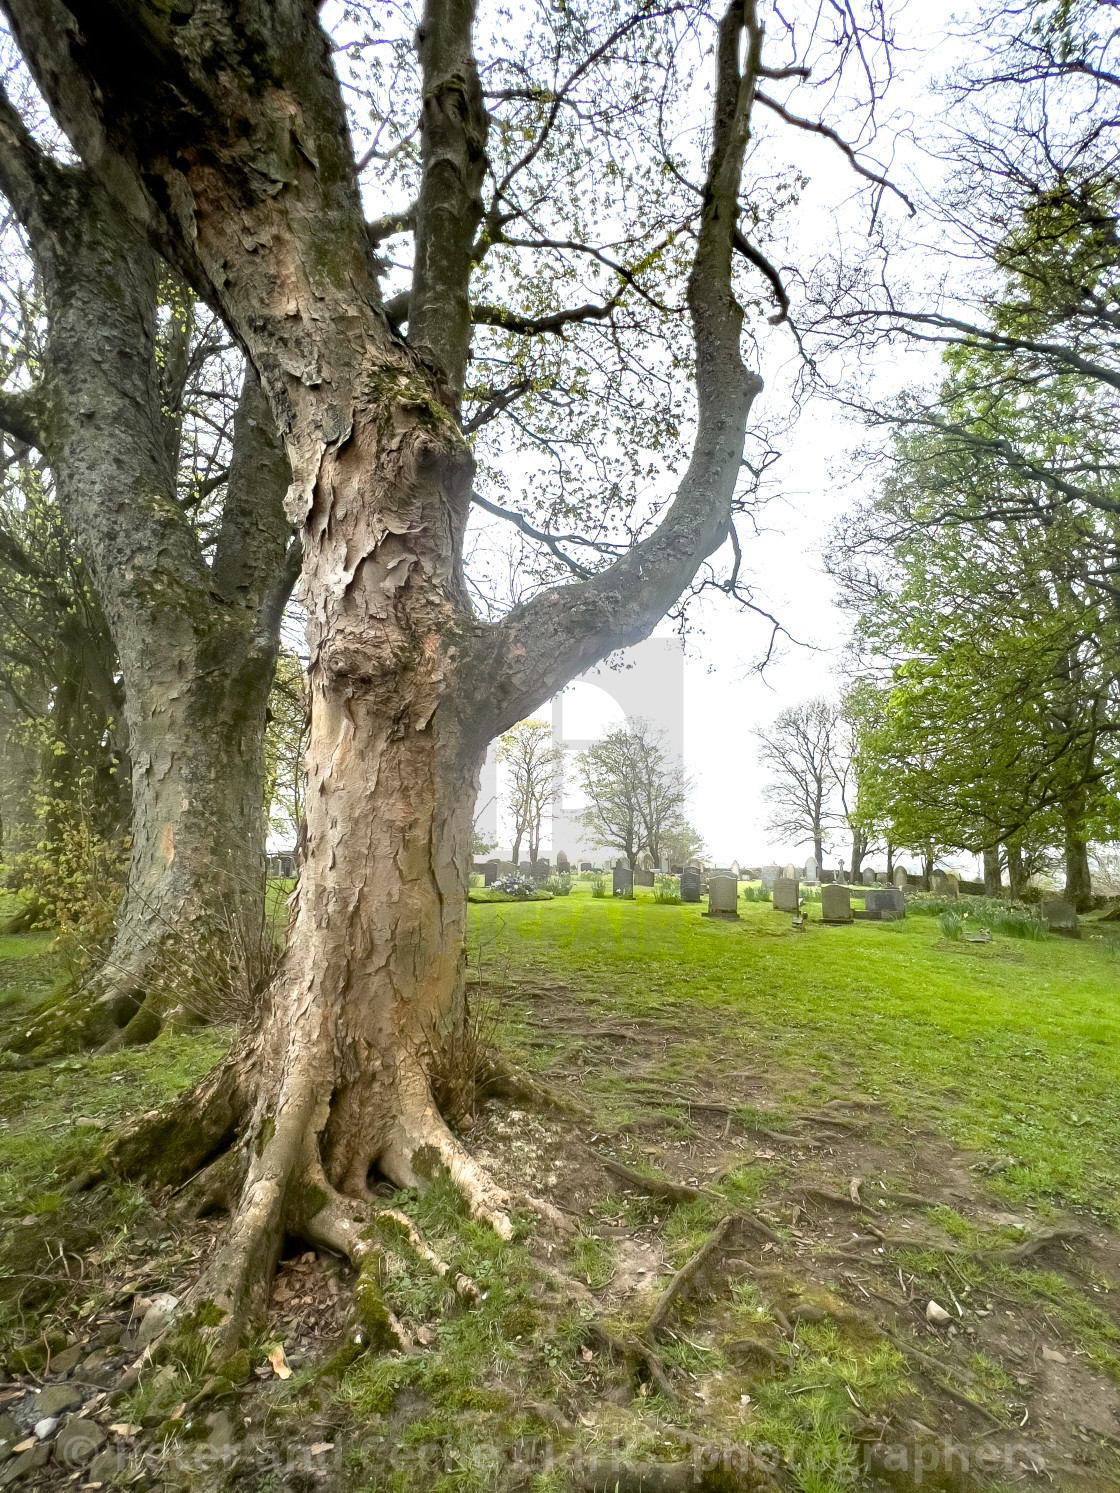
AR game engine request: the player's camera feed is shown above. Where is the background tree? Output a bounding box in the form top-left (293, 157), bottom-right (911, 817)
top-left (575, 718), bottom-right (688, 867)
top-left (755, 698), bottom-right (841, 869)
top-left (497, 719), bottom-right (561, 866)
top-left (831, 681), bottom-right (883, 879)
top-left (4, 0), bottom-right (900, 1346)
top-left (0, 97), bottom-right (300, 1050)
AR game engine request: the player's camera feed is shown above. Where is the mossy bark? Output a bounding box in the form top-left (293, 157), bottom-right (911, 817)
top-left (0, 108), bottom-right (296, 1050)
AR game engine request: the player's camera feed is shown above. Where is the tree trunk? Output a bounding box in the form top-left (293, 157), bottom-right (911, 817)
top-left (849, 828), bottom-right (866, 881)
top-left (8, 0), bottom-right (765, 1350)
top-left (1063, 818), bottom-right (1094, 911)
top-left (0, 125), bottom-right (294, 1053)
top-left (982, 846), bottom-right (1002, 897)
top-left (1006, 840), bottom-right (1027, 901)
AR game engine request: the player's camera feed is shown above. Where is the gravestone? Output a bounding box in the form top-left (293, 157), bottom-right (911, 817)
top-left (862, 868), bottom-right (876, 886)
top-left (1041, 899), bottom-right (1079, 937)
top-left (931, 869), bottom-right (956, 896)
top-left (670, 864), bottom-right (683, 876)
top-left (660, 855), bottom-right (669, 872)
top-left (613, 865), bottom-right (633, 897)
top-left (782, 862), bottom-right (798, 882)
top-left (821, 884), bottom-right (852, 923)
top-left (857, 887), bottom-right (905, 921)
top-left (893, 865), bottom-right (909, 890)
top-left (680, 867), bottom-right (701, 903)
top-left (760, 864), bottom-right (780, 891)
top-left (580, 861), bottom-right (593, 872)
top-left (773, 877), bottom-right (800, 914)
top-left (819, 868), bottom-right (836, 884)
top-left (730, 860), bottom-right (741, 879)
top-left (499, 861), bottom-right (518, 878)
top-left (633, 869), bottom-right (655, 888)
top-left (484, 860), bottom-right (498, 887)
top-left (705, 875), bottom-right (739, 918)
top-left (804, 857), bottom-right (819, 884)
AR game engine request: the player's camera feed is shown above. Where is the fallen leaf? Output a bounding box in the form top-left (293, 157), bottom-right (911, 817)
top-left (267, 1344), bottom-right (292, 1380)
top-left (168, 1402), bottom-right (186, 1421)
top-left (108, 1423), bottom-right (139, 1437)
top-left (309, 1442), bottom-right (334, 1456)
top-left (12, 1439), bottom-right (34, 1453)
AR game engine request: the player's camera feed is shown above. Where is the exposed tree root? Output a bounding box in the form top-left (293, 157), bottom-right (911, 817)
top-left (597, 1155), bottom-right (710, 1204)
top-left (992, 1226), bottom-right (1085, 1263)
top-left (476, 1053), bottom-right (591, 1120)
top-left (648, 1215), bottom-right (780, 1340)
top-left (585, 1323), bottom-right (676, 1400)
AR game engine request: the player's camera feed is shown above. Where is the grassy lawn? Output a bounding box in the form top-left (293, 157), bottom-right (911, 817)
top-left (469, 885), bottom-right (1120, 1224)
top-left (0, 884), bottom-right (1118, 1491)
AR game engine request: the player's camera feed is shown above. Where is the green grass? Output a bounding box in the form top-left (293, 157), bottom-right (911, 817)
top-left (468, 886), bottom-right (1120, 1224)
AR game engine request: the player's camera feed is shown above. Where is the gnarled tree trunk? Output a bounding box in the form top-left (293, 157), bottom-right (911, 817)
top-left (0, 103), bottom-right (296, 1052)
top-left (6, 0), bottom-right (764, 1349)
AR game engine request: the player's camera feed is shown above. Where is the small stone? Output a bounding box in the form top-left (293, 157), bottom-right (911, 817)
top-left (925, 1301), bottom-right (952, 1326)
top-left (47, 1344), bottom-right (84, 1375)
top-left (88, 1447), bottom-right (120, 1485)
top-left (31, 1384), bottom-right (82, 1420)
top-left (32, 1418), bottom-right (58, 1440)
top-left (0, 1442), bottom-right (49, 1487)
top-left (137, 1293), bottom-right (179, 1347)
top-left (54, 1417), bottom-right (107, 1468)
top-left (96, 1324), bottom-right (124, 1347)
top-left (0, 1415), bottom-right (20, 1457)
top-left (1042, 1347), bottom-right (1068, 1363)
top-left (205, 1410), bottom-right (237, 1451)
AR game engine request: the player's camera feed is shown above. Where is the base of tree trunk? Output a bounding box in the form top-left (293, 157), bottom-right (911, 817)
top-left (93, 1035), bottom-right (515, 1361)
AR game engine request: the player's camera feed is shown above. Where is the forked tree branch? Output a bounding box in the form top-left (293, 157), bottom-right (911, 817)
top-left (473, 0), bottom-right (766, 739)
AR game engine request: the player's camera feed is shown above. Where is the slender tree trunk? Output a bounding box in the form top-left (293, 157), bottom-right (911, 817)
top-left (0, 129), bottom-right (294, 1052)
top-left (1062, 810), bottom-right (1094, 911)
top-left (921, 852), bottom-right (933, 891)
top-left (982, 846), bottom-right (1002, 897)
top-left (885, 844), bottom-right (894, 880)
top-left (1006, 840), bottom-right (1027, 901)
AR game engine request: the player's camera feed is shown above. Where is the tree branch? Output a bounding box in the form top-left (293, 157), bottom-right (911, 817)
top-left (468, 0), bottom-right (765, 740)
top-left (754, 90), bottom-right (915, 216)
top-left (0, 386), bottom-right (44, 450)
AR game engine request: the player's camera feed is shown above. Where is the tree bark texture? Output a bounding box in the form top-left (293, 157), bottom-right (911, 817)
top-left (1062, 811), bottom-right (1094, 910)
top-left (4, 0), bottom-right (765, 1345)
top-left (0, 100), bottom-right (295, 1050)
top-left (982, 846), bottom-right (1002, 898)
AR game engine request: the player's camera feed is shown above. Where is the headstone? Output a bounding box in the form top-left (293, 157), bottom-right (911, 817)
top-left (804, 857), bottom-right (819, 884)
top-left (499, 860), bottom-right (517, 877)
top-left (782, 862), bottom-right (798, 881)
top-left (893, 865), bottom-right (909, 890)
top-left (819, 868), bottom-right (836, 884)
top-left (1041, 899), bottom-right (1079, 937)
top-left (931, 869), bottom-right (956, 896)
top-left (730, 860), bottom-right (740, 878)
top-left (821, 884), bottom-right (852, 923)
top-left (680, 867), bottom-right (701, 902)
top-left (705, 875), bottom-right (739, 917)
top-left (633, 868), bottom-right (655, 887)
top-left (660, 855), bottom-right (669, 872)
top-left (773, 877), bottom-right (799, 914)
top-left (857, 887), bottom-right (905, 921)
top-left (862, 868), bottom-right (876, 886)
top-left (484, 860), bottom-right (498, 887)
top-left (580, 861), bottom-right (593, 872)
top-left (613, 865), bottom-right (633, 897)
top-left (760, 864), bottom-right (780, 891)
top-left (670, 864), bottom-right (683, 876)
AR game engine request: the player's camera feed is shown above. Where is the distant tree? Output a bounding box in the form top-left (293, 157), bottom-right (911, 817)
top-left (755, 699), bottom-right (841, 870)
top-left (576, 719), bottom-right (688, 867)
top-left (264, 649), bottom-right (308, 848)
top-left (831, 682), bottom-right (885, 879)
top-left (498, 720), bottom-right (561, 866)
top-left (660, 819), bottom-right (706, 868)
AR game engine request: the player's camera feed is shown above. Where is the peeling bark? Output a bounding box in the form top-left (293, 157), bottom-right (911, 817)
top-left (3, 0), bottom-right (766, 1347)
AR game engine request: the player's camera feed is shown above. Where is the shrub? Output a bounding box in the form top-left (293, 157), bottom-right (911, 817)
top-left (654, 873), bottom-right (680, 904)
top-left (992, 911), bottom-right (1048, 940)
top-left (939, 911), bottom-right (964, 940)
top-left (740, 885), bottom-right (772, 903)
top-left (590, 874), bottom-right (607, 898)
top-left (545, 872), bottom-right (571, 896)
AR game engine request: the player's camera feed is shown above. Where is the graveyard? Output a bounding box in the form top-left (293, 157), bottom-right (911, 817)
top-left (2, 876), bottom-right (1119, 1491)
